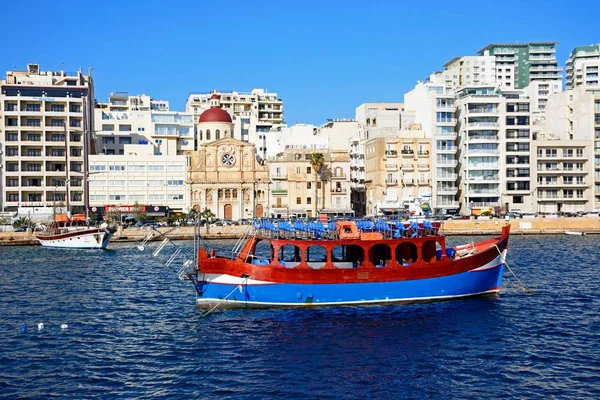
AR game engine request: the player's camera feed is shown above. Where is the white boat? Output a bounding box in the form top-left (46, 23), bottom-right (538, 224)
top-left (565, 230), bottom-right (586, 236)
top-left (36, 213), bottom-right (113, 249)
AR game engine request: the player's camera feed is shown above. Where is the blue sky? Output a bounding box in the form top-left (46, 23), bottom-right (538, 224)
top-left (2, 0), bottom-right (598, 125)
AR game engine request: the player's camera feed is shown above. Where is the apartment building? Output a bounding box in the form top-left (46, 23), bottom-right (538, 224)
top-left (269, 147), bottom-right (352, 219)
top-left (566, 44), bottom-right (600, 90)
top-left (536, 87), bottom-right (597, 212)
top-left (350, 103), bottom-right (404, 216)
top-left (318, 119), bottom-right (359, 151)
top-left (88, 144), bottom-right (189, 213)
top-left (478, 42), bottom-right (563, 112)
top-left (455, 86), bottom-right (504, 215)
top-left (1, 64), bottom-right (93, 213)
top-left (186, 89), bottom-right (284, 159)
top-left (274, 124), bottom-right (326, 154)
top-left (95, 92), bottom-right (194, 156)
top-left (364, 130), bottom-right (432, 216)
top-left (404, 72), bottom-right (460, 214)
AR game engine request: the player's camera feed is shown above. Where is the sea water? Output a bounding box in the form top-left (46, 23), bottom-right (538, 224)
top-left (0, 235), bottom-right (599, 398)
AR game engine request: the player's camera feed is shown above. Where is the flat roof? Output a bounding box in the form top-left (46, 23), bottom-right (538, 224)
top-left (477, 42), bottom-right (559, 54)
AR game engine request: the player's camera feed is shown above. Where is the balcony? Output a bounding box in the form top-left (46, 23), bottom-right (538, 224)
top-left (435, 201), bottom-right (460, 209)
top-left (468, 175), bottom-right (500, 182)
top-left (563, 181), bottom-right (587, 187)
top-left (331, 173), bottom-right (346, 180)
top-left (385, 179), bottom-right (398, 186)
top-left (400, 150), bottom-right (414, 157)
top-left (271, 189), bottom-right (288, 196)
top-left (385, 150), bottom-right (398, 157)
top-left (537, 181), bottom-right (560, 187)
top-left (467, 163), bottom-right (499, 170)
top-left (331, 188), bottom-right (347, 194)
top-left (401, 164), bottom-right (414, 171)
top-left (417, 164), bottom-right (430, 171)
top-left (436, 173), bottom-right (458, 181)
top-left (467, 108), bottom-right (499, 115)
top-left (436, 118), bottom-right (457, 126)
top-left (468, 189), bottom-right (500, 196)
top-left (469, 135), bottom-right (499, 142)
top-left (467, 122), bottom-right (500, 129)
top-left (467, 148), bottom-right (500, 155)
top-left (437, 186), bottom-right (458, 195)
top-left (385, 164), bottom-right (398, 171)
top-left (436, 160), bottom-right (458, 167)
top-left (417, 179), bottom-right (430, 186)
top-left (537, 167), bottom-right (561, 173)
top-left (436, 146), bottom-right (457, 153)
top-left (417, 150), bottom-right (429, 157)
top-left (272, 172), bottom-right (287, 179)
top-left (434, 132), bottom-right (457, 140)
top-left (470, 202), bottom-right (500, 208)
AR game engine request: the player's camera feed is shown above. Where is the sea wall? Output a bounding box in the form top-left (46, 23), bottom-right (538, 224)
top-left (1, 217), bottom-right (599, 246)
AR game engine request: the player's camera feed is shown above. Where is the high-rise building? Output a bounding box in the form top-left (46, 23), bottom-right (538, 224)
top-left (186, 89), bottom-right (284, 159)
top-left (405, 73), bottom-right (459, 214)
top-left (94, 92), bottom-right (194, 156)
top-left (1, 64), bottom-right (94, 214)
top-left (566, 44), bottom-right (600, 90)
top-left (478, 42), bottom-right (563, 111)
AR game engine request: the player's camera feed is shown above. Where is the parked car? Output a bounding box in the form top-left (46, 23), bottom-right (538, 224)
top-left (544, 213), bottom-right (559, 219)
top-left (13, 226), bottom-right (27, 232)
top-left (522, 213), bottom-right (538, 219)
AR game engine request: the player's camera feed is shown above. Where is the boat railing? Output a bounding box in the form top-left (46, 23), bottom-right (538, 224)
top-left (251, 217), bottom-right (442, 241)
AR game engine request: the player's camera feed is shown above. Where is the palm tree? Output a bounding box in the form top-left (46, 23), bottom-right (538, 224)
top-left (200, 207), bottom-right (216, 234)
top-left (309, 153), bottom-right (327, 216)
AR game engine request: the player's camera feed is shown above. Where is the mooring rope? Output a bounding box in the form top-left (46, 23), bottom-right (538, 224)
top-left (494, 244), bottom-right (534, 293)
top-left (201, 277), bottom-right (249, 318)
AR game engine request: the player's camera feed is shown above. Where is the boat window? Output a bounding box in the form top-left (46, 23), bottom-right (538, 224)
top-left (368, 244), bottom-right (392, 268)
top-left (332, 244), bottom-right (363, 268)
top-left (396, 242), bottom-right (417, 266)
top-left (278, 244), bottom-right (301, 268)
top-left (252, 240), bottom-right (273, 265)
top-left (421, 240), bottom-right (438, 263)
top-left (306, 245), bottom-right (327, 269)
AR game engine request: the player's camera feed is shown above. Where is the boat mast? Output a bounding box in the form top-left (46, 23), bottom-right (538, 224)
top-left (64, 123), bottom-right (70, 213)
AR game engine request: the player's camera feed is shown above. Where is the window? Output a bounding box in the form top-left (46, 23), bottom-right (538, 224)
top-left (296, 197), bottom-right (301, 205)
top-left (109, 195), bottom-right (126, 201)
top-left (6, 148), bottom-right (18, 156)
top-left (109, 165), bottom-right (125, 171)
top-left (307, 197), bottom-right (312, 205)
top-left (109, 180), bottom-right (127, 186)
top-left (296, 167), bottom-right (301, 174)
top-left (296, 183), bottom-right (301, 189)
top-left (307, 182), bottom-right (312, 189)
top-left (119, 137), bottom-right (132, 145)
top-left (7, 133), bottom-right (18, 141)
top-left (103, 137), bottom-right (115, 144)
top-left (216, 129), bottom-right (220, 139)
top-left (307, 166), bottom-right (312, 174)
top-left (148, 180), bottom-right (164, 186)
top-left (167, 165), bottom-right (184, 171)
top-left (148, 165), bottom-right (164, 171)
top-left (90, 165), bottom-right (106, 171)
top-left (168, 194), bottom-right (184, 200)
top-left (167, 180), bottom-right (184, 186)
top-left (129, 165), bottom-right (145, 171)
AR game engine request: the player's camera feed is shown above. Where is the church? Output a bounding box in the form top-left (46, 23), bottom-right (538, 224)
top-left (187, 101), bottom-right (270, 220)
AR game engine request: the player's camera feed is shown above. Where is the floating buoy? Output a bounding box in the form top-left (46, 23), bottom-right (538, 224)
top-left (37, 323), bottom-right (44, 332)
top-left (20, 325), bottom-right (27, 334)
top-left (60, 324), bottom-right (68, 330)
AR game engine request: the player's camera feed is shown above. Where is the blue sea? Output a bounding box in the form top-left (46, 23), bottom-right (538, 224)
top-left (1, 235), bottom-right (599, 399)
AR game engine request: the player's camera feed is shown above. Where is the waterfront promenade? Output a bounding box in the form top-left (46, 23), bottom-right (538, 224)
top-left (1, 217), bottom-right (599, 246)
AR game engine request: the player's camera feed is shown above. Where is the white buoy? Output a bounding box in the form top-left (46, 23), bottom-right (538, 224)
top-left (60, 324), bottom-right (68, 330)
top-left (37, 323), bottom-right (44, 332)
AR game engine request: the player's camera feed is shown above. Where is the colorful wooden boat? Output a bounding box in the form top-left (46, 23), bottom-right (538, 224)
top-left (191, 220), bottom-right (511, 309)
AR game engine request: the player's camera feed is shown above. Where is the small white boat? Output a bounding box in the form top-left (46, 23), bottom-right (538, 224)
top-left (36, 213), bottom-right (113, 249)
top-left (565, 230), bottom-right (586, 236)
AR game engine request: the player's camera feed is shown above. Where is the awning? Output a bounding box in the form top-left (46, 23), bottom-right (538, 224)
top-left (319, 208), bottom-right (355, 215)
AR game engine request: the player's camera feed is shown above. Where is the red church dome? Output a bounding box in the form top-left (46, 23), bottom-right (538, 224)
top-left (199, 107), bottom-right (232, 123)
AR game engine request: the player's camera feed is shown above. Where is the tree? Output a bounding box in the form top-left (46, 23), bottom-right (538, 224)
top-left (132, 202), bottom-right (148, 223)
top-left (200, 207), bottom-right (216, 234)
top-left (309, 153), bottom-right (327, 216)
top-left (12, 217), bottom-right (31, 229)
top-left (106, 209), bottom-right (122, 226)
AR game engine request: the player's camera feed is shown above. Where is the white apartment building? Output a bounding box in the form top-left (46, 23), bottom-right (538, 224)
top-left (186, 89), bottom-right (284, 159)
top-left (455, 86), bottom-right (504, 215)
top-left (274, 124), bottom-right (325, 154)
top-left (95, 92), bottom-right (194, 156)
top-left (1, 64), bottom-right (93, 213)
top-left (566, 44), bottom-right (600, 90)
top-left (88, 145), bottom-right (189, 214)
top-left (405, 72), bottom-right (460, 214)
top-left (318, 119), bottom-right (360, 151)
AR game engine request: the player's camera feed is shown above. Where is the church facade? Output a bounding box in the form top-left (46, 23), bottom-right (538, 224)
top-left (187, 136), bottom-right (270, 220)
